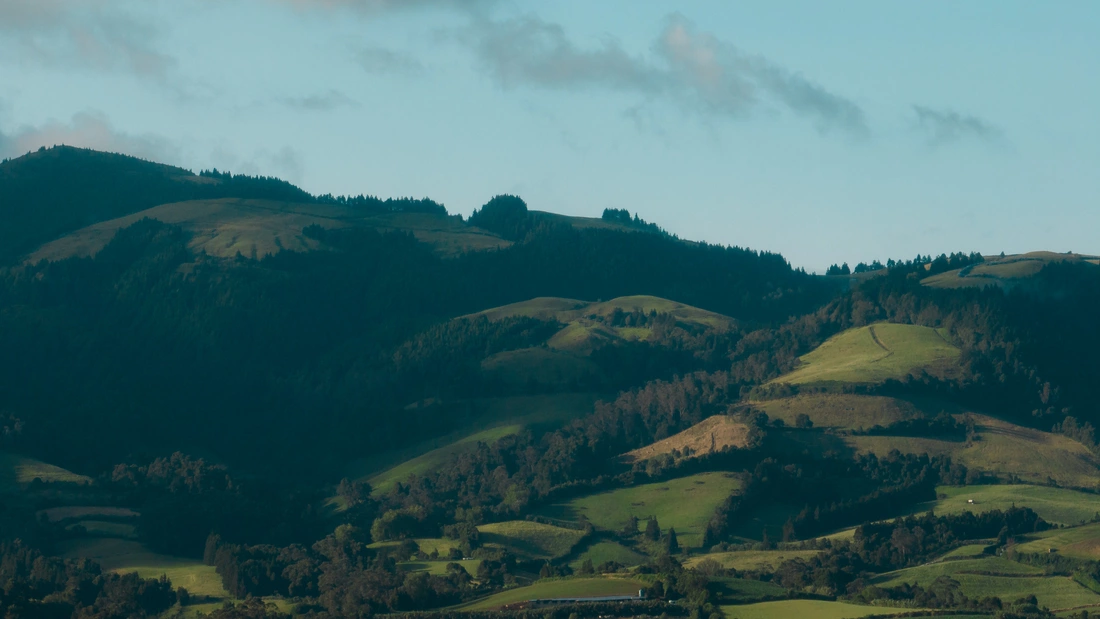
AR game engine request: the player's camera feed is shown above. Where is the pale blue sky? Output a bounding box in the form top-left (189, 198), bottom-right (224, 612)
top-left (1, 0), bottom-right (1097, 271)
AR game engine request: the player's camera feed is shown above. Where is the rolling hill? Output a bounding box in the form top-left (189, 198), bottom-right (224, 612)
top-left (771, 322), bottom-right (960, 385)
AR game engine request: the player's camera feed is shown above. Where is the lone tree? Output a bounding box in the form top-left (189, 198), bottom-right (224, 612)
top-left (646, 517), bottom-right (661, 541)
top-left (666, 528), bottom-right (680, 554)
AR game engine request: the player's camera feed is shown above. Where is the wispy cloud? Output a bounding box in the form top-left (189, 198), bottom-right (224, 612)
top-left (462, 13), bottom-right (868, 137)
top-left (913, 105), bottom-right (1004, 146)
top-left (357, 47), bottom-right (425, 75)
top-left (279, 90), bottom-right (360, 111)
top-left (0, 111), bottom-right (181, 163)
top-left (0, 0), bottom-right (174, 77)
top-left (273, 0), bottom-right (493, 14)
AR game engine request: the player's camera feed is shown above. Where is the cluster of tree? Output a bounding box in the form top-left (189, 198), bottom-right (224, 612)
top-left (0, 541), bottom-right (179, 619)
top-left (851, 412), bottom-right (969, 441)
top-left (600, 208), bottom-right (668, 235)
top-left (313, 193), bottom-right (448, 215)
top-left (850, 576), bottom-right (1054, 617)
top-left (826, 252), bottom-right (985, 277)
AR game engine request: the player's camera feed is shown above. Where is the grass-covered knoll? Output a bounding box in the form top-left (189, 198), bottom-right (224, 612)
top-left (710, 577), bottom-right (788, 603)
top-left (478, 521), bottom-right (587, 560)
top-left (623, 415), bottom-right (750, 463)
top-left (686, 550), bottom-right (820, 572)
top-left (28, 198), bottom-right (510, 262)
top-left (754, 394), bottom-right (926, 431)
top-left (773, 323), bottom-right (959, 386)
top-left (921, 485), bottom-right (1100, 526)
top-left (0, 451), bottom-right (91, 489)
top-left (538, 472), bottom-right (741, 548)
top-left (457, 577), bottom-right (646, 610)
top-left (568, 541), bottom-right (647, 570)
top-left (344, 393), bottom-right (601, 496)
top-left (721, 599), bottom-right (914, 619)
top-left (875, 559), bottom-right (1099, 610)
top-left (924, 252), bottom-right (1100, 290)
top-left (57, 538), bottom-right (229, 599)
top-left (1015, 522), bottom-right (1100, 559)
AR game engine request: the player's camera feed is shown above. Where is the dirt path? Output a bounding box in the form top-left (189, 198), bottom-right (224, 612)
top-left (868, 325), bottom-right (892, 356)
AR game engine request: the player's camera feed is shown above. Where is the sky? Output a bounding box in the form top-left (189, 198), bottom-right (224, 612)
top-left (1, 0), bottom-right (1097, 272)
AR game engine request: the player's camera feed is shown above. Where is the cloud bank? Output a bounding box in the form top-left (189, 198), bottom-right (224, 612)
top-left (0, 0), bottom-right (174, 76)
top-left (463, 13), bottom-right (868, 136)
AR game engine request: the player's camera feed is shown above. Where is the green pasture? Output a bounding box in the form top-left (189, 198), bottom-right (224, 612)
top-left (774, 323), bottom-right (959, 386)
top-left (921, 485), bottom-right (1100, 527)
top-left (538, 472), bottom-right (741, 548)
top-left (57, 538), bottom-right (229, 599)
top-left (478, 520), bottom-right (587, 560)
top-left (686, 549), bottom-right (821, 572)
top-left (568, 541), bottom-right (648, 570)
top-left (1015, 522), bottom-right (1100, 559)
top-left (721, 599), bottom-right (916, 619)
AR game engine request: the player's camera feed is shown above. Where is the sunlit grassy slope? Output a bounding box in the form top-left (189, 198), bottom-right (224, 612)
top-left (623, 415), bottom-right (750, 463)
top-left (922, 485), bottom-right (1100, 527)
top-left (1015, 522), bottom-right (1100, 559)
top-left (774, 323), bottom-right (959, 385)
top-left (538, 471), bottom-right (741, 548)
top-left (721, 600), bottom-right (918, 619)
top-left (57, 538), bottom-right (229, 599)
top-left (0, 451), bottom-right (91, 490)
top-left (478, 520), bottom-right (587, 560)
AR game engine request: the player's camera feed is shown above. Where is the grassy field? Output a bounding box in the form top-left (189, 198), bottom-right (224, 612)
top-left (0, 451), bottom-right (91, 489)
top-left (942, 543), bottom-right (993, 559)
top-left (773, 323), bottom-right (959, 385)
top-left (57, 538), bottom-right (229, 599)
top-left (623, 415), bottom-right (750, 463)
top-left (721, 600), bottom-right (916, 619)
top-left (27, 198), bottom-right (511, 262)
top-left (568, 541), bottom-right (648, 570)
top-left (1015, 522), bottom-right (1100, 559)
top-left (478, 521), bottom-right (587, 561)
top-left (686, 550), bottom-right (821, 572)
top-left (919, 485), bottom-right (1100, 526)
top-left (342, 393), bottom-right (601, 497)
top-left (876, 558), bottom-right (1099, 611)
top-left (538, 472), bottom-right (741, 548)
top-left (457, 577), bottom-right (647, 610)
top-left (711, 577), bottom-right (788, 603)
top-left (753, 394), bottom-right (926, 431)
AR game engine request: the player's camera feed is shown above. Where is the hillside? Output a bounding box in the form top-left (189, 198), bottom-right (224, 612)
top-left (771, 323), bottom-right (960, 385)
top-left (924, 251), bottom-right (1100, 289)
top-left (28, 197), bottom-right (508, 261)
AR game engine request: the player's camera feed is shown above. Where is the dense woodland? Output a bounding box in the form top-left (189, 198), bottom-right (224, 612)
top-left (2, 148), bottom-right (1100, 618)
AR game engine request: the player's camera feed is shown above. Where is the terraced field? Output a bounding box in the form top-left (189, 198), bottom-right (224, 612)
top-left (538, 472), bottom-right (741, 548)
top-left (773, 323), bottom-right (959, 385)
